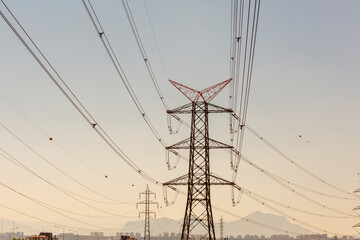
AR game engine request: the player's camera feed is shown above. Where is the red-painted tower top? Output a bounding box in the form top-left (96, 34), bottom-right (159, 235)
top-left (169, 78), bottom-right (232, 103)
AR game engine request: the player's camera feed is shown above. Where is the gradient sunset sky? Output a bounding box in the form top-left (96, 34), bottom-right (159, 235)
top-left (0, 0), bottom-right (359, 236)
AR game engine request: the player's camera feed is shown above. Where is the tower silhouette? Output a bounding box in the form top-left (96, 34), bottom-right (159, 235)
top-left (353, 187), bottom-right (360, 235)
top-left (164, 79), bottom-right (237, 240)
top-left (138, 185), bottom-right (158, 240)
top-left (220, 216), bottom-right (224, 240)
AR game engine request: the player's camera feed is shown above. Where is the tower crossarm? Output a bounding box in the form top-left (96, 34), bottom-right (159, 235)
top-left (166, 137), bottom-right (234, 150)
top-left (209, 175), bottom-right (240, 191)
top-left (167, 102), bottom-right (233, 114)
top-left (208, 138), bottom-right (233, 149)
top-left (164, 174), bottom-right (189, 186)
top-left (139, 191), bottom-right (156, 197)
top-left (169, 80), bottom-right (201, 102)
top-left (164, 174), bottom-right (239, 190)
top-left (199, 78), bottom-right (232, 102)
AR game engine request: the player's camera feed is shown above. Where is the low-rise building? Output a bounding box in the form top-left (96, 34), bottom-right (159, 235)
top-left (27, 232), bottom-right (58, 240)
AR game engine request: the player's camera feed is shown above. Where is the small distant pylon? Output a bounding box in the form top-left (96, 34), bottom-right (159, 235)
top-left (353, 174), bottom-right (360, 235)
top-left (137, 185), bottom-right (158, 240)
top-left (219, 217), bottom-right (224, 240)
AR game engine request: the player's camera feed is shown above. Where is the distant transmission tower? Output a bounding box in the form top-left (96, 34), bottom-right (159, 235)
top-left (164, 79), bottom-right (238, 240)
top-left (137, 185), bottom-right (158, 240)
top-left (353, 184), bottom-right (360, 235)
top-left (219, 217), bottom-right (224, 240)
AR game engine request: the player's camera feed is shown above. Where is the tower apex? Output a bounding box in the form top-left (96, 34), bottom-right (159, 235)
top-left (169, 78), bottom-right (232, 103)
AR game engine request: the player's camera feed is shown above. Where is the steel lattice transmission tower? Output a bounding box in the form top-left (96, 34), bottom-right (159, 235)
top-left (164, 79), bottom-right (239, 240)
top-left (219, 216), bottom-right (224, 240)
top-left (353, 187), bottom-right (360, 235)
top-left (137, 185), bottom-right (158, 240)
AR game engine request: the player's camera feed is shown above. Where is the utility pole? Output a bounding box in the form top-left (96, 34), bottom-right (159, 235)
top-left (137, 185), bottom-right (158, 240)
top-left (219, 217), bottom-right (224, 240)
top-left (164, 79), bottom-right (239, 240)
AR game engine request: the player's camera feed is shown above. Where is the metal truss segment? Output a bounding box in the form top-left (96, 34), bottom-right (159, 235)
top-left (169, 79), bottom-right (232, 103)
top-left (165, 80), bottom-right (234, 240)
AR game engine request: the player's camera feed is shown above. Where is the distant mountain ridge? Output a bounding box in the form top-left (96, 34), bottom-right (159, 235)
top-left (121, 211), bottom-right (315, 237)
top-left (0, 211), bottom-right (315, 236)
top-left (224, 211), bottom-right (314, 236)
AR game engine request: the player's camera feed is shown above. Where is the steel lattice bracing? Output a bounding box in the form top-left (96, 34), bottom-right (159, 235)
top-left (169, 79), bottom-right (232, 103)
top-left (138, 185), bottom-right (158, 240)
top-left (164, 80), bottom-right (237, 240)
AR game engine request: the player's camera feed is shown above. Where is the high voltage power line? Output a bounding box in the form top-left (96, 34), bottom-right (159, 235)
top-left (212, 205), bottom-right (302, 235)
top-left (250, 94), bottom-right (358, 177)
top-left (228, 0), bottom-right (356, 193)
top-left (0, 92), bottom-right (137, 187)
top-left (243, 190), bottom-right (348, 236)
top-left (121, 0), bottom-right (190, 137)
top-left (229, 112), bottom-right (355, 197)
top-left (238, 156), bottom-right (356, 217)
top-left (0, 148), bottom-right (137, 217)
top-left (240, 188), bottom-right (356, 219)
top-left (81, 0), bottom-right (188, 172)
top-left (228, 0), bottom-right (261, 185)
top-left (120, 0), bottom-right (355, 207)
top-left (0, 180), bottom-right (123, 229)
top-left (0, 197), bottom-right (141, 232)
top-left (173, 183), bottom-right (350, 236)
top-left (0, 122), bottom-right (133, 205)
top-left (87, 0), bottom-right (353, 205)
top-left (120, 0), bottom-right (355, 202)
top-left (142, 0), bottom-right (171, 81)
top-left (0, 154), bottom-right (141, 231)
top-left (0, 0), bottom-right (159, 186)
top-left (0, 201), bottom-right (107, 231)
top-left (239, 155), bottom-right (357, 201)
top-left (243, 122), bottom-right (355, 196)
top-left (0, 0), bottom-right (356, 236)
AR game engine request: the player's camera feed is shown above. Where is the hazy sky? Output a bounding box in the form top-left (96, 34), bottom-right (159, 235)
top-left (0, 0), bottom-right (360, 237)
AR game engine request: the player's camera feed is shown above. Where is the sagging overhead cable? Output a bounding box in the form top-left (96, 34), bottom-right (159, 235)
top-left (142, 0), bottom-right (171, 80)
top-left (0, 91), bottom-right (135, 187)
top-left (0, 180), bottom-right (121, 229)
top-left (241, 188), bottom-right (356, 219)
top-left (0, 147), bottom-right (140, 217)
top-left (227, 0), bottom-right (261, 183)
top-left (0, 0), bottom-right (159, 186)
top-left (231, 112), bottom-right (355, 197)
top-left (0, 122), bottom-right (132, 205)
top-left (82, 0), bottom-right (186, 170)
top-left (122, 0), bottom-right (187, 135)
top-left (239, 155), bottom-right (356, 217)
top-left (251, 95), bottom-right (357, 177)
top-left (243, 188), bottom-right (349, 236)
